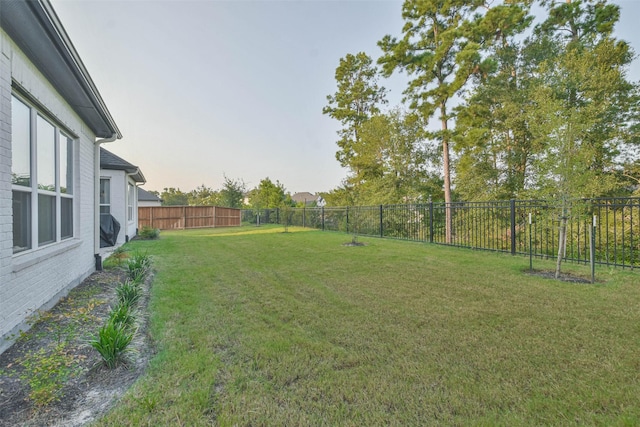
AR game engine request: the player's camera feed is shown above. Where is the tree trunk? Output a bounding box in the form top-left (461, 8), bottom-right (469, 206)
top-left (555, 210), bottom-right (568, 279)
top-left (441, 103), bottom-right (453, 244)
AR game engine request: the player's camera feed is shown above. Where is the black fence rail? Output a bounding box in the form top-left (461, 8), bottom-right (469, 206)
top-left (242, 197), bottom-right (640, 269)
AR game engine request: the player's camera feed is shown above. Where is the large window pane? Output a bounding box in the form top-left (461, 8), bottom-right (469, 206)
top-left (12, 94), bottom-right (76, 252)
top-left (38, 194), bottom-right (56, 245)
top-left (37, 116), bottom-right (55, 192)
top-left (61, 197), bottom-right (73, 239)
top-left (12, 190), bottom-right (31, 253)
top-left (11, 96), bottom-right (31, 187)
top-left (60, 133), bottom-right (73, 194)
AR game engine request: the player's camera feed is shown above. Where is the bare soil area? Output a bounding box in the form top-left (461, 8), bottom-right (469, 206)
top-left (0, 268), bottom-right (154, 426)
top-left (525, 268), bottom-right (594, 283)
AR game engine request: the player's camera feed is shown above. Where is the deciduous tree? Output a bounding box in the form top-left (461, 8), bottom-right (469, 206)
top-left (528, 0), bottom-right (638, 277)
top-left (160, 187), bottom-right (188, 206)
top-left (323, 52), bottom-right (388, 172)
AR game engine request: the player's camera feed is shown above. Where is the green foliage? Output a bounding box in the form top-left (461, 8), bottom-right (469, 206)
top-left (155, 177), bottom-right (247, 208)
top-left (159, 187), bottom-right (189, 206)
top-left (323, 52), bottom-right (387, 168)
top-left (109, 302), bottom-right (137, 330)
top-left (14, 343), bottom-right (81, 406)
top-left (91, 252), bottom-right (150, 369)
top-left (280, 203), bottom-right (293, 233)
top-left (350, 110), bottom-right (442, 204)
top-left (220, 175), bottom-right (246, 208)
top-left (454, 39), bottom-right (537, 201)
top-left (453, 0), bottom-right (638, 203)
top-left (247, 177), bottom-right (290, 209)
top-left (521, 0), bottom-right (638, 277)
top-left (139, 226), bottom-right (160, 240)
top-left (188, 184), bottom-right (221, 206)
top-left (116, 279), bottom-right (142, 309)
top-left (126, 252), bottom-right (152, 282)
top-left (89, 317), bottom-right (135, 369)
top-left (103, 248), bottom-right (128, 269)
top-left (379, 1), bottom-right (525, 200)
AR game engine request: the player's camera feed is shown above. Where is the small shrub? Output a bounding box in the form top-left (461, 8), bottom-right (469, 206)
top-left (116, 280), bottom-right (142, 308)
top-left (109, 302), bottom-right (137, 329)
top-left (126, 252), bottom-right (152, 282)
top-left (139, 226), bottom-right (160, 240)
top-left (89, 318), bottom-right (135, 369)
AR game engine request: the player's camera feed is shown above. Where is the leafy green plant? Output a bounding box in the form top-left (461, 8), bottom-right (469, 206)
top-left (104, 245), bottom-right (129, 269)
top-left (89, 317), bottom-right (135, 369)
top-left (126, 252), bottom-right (152, 282)
top-left (116, 279), bottom-right (142, 308)
top-left (15, 343), bottom-right (82, 406)
top-left (109, 302), bottom-right (137, 329)
top-left (139, 226), bottom-right (160, 240)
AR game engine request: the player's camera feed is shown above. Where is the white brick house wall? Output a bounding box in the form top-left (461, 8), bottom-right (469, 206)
top-left (0, 30), bottom-right (99, 354)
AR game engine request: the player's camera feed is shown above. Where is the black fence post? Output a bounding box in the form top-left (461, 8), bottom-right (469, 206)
top-left (380, 205), bottom-right (384, 238)
top-left (429, 201), bottom-right (434, 243)
top-left (346, 206), bottom-right (349, 234)
top-left (510, 199), bottom-right (516, 255)
top-left (322, 207), bottom-right (325, 231)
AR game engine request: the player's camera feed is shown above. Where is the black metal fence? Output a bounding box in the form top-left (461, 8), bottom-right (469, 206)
top-left (242, 197), bottom-right (640, 269)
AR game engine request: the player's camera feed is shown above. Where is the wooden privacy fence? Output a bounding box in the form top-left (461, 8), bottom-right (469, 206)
top-left (138, 206), bottom-right (241, 230)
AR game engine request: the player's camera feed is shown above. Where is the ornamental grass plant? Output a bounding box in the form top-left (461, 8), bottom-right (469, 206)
top-left (89, 318), bottom-right (135, 369)
top-left (90, 250), bottom-right (150, 369)
top-left (115, 279), bottom-right (142, 308)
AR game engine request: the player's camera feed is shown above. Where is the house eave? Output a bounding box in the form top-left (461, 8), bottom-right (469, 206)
top-left (0, 0), bottom-right (122, 139)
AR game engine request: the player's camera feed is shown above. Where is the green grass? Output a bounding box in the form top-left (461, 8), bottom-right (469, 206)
top-left (96, 225), bottom-right (640, 426)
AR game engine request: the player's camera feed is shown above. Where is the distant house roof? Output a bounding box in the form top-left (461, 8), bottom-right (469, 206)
top-left (0, 0), bottom-right (121, 139)
top-left (100, 148), bottom-right (146, 183)
top-left (291, 192), bottom-right (316, 204)
top-left (138, 187), bottom-right (161, 203)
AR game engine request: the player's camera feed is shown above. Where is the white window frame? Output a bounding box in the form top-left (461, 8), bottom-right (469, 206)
top-left (11, 93), bottom-right (75, 254)
top-left (127, 182), bottom-right (135, 222)
top-left (100, 178), bottom-right (111, 215)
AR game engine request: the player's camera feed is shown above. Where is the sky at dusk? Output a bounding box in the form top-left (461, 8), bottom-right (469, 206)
top-left (51, 0), bottom-right (640, 195)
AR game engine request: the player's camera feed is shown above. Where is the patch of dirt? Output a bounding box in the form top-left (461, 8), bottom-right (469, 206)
top-left (342, 241), bottom-right (367, 247)
top-left (525, 269), bottom-right (594, 283)
top-left (0, 267), bottom-right (154, 426)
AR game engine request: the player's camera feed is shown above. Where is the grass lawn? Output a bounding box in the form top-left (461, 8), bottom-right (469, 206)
top-left (97, 225), bottom-right (640, 426)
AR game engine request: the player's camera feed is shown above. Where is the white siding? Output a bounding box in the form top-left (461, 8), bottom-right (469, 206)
top-left (138, 200), bottom-right (161, 207)
top-left (0, 30), bottom-right (98, 354)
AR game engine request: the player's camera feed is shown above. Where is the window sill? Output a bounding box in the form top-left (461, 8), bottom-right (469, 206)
top-left (12, 239), bottom-right (83, 273)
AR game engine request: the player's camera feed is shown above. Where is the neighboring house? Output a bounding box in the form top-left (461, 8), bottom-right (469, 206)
top-left (99, 148), bottom-right (145, 247)
top-left (1, 1), bottom-right (122, 354)
top-left (138, 187), bottom-right (162, 207)
top-left (291, 192), bottom-right (317, 206)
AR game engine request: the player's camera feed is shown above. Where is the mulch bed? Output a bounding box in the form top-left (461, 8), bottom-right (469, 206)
top-left (0, 267), bottom-right (154, 427)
